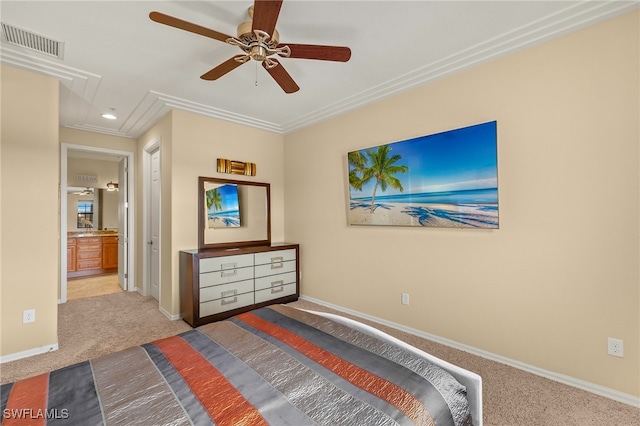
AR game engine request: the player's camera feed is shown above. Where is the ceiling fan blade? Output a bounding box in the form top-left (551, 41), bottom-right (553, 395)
top-left (251, 0), bottom-right (283, 37)
top-left (262, 60), bottom-right (299, 94)
top-left (149, 11), bottom-right (232, 43)
top-left (201, 56), bottom-right (247, 80)
top-left (281, 43), bottom-right (352, 62)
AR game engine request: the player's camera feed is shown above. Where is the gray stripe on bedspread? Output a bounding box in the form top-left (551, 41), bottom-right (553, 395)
top-left (198, 321), bottom-right (401, 426)
top-left (48, 361), bottom-right (103, 426)
top-left (0, 383), bottom-right (13, 415)
top-left (142, 337), bottom-right (213, 426)
top-left (224, 317), bottom-right (416, 426)
top-left (181, 330), bottom-right (315, 426)
top-left (273, 306), bottom-right (472, 426)
top-left (91, 346), bottom-right (191, 426)
top-left (246, 307), bottom-right (460, 426)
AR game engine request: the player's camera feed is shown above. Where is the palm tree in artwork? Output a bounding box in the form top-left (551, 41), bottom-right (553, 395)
top-left (360, 145), bottom-right (408, 213)
top-left (206, 188), bottom-right (222, 212)
top-left (348, 150), bottom-right (367, 191)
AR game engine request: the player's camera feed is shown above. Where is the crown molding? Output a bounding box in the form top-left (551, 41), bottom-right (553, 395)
top-left (0, 47), bottom-right (102, 129)
top-left (280, 1), bottom-right (638, 134)
top-left (122, 91), bottom-right (283, 138)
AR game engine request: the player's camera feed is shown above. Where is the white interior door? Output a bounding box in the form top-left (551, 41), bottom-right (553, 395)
top-left (150, 149), bottom-right (160, 300)
top-left (118, 157), bottom-right (128, 290)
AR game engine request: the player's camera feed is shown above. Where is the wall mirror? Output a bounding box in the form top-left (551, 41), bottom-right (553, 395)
top-left (198, 176), bottom-right (271, 250)
top-left (67, 187), bottom-right (119, 231)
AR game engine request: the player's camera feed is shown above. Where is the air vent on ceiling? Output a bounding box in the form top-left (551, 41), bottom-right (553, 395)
top-left (1, 22), bottom-right (64, 59)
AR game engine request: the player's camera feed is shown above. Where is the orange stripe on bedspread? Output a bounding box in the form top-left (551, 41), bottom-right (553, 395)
top-left (238, 312), bottom-right (433, 425)
top-left (153, 336), bottom-right (269, 426)
top-left (3, 373), bottom-right (48, 426)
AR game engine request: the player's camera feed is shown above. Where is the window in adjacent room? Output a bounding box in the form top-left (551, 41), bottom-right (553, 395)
top-left (77, 200), bottom-right (94, 228)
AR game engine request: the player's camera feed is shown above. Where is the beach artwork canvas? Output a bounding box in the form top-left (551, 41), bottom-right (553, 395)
top-left (206, 184), bottom-right (241, 228)
top-left (348, 121), bottom-right (499, 228)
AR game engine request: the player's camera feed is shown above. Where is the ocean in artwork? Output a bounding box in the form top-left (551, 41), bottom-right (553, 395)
top-left (353, 188), bottom-right (498, 205)
top-left (208, 209), bottom-right (241, 227)
top-left (349, 189), bottom-right (498, 229)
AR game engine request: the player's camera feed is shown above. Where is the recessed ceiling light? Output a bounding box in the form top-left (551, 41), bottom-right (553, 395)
top-left (101, 108), bottom-right (117, 120)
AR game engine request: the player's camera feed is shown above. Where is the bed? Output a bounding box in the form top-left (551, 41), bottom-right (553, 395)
top-left (1, 305), bottom-right (482, 426)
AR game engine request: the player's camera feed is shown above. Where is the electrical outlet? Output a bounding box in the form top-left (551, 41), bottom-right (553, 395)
top-left (401, 293), bottom-right (410, 305)
top-left (22, 309), bottom-right (35, 324)
top-left (607, 337), bottom-right (624, 358)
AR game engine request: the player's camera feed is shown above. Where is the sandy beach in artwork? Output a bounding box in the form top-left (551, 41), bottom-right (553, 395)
top-left (208, 217), bottom-right (223, 228)
top-left (349, 202), bottom-right (498, 228)
top-left (208, 216), bottom-right (240, 229)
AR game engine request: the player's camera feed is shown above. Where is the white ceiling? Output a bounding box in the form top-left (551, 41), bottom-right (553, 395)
top-left (1, 1), bottom-right (637, 138)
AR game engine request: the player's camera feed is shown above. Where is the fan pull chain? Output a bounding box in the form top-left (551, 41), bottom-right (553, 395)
top-left (255, 61), bottom-right (259, 87)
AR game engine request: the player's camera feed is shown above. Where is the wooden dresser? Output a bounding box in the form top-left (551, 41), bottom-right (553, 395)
top-left (179, 243), bottom-right (299, 326)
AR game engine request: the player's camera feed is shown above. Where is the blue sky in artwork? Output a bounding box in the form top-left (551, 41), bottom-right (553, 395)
top-left (213, 184), bottom-right (239, 212)
top-left (350, 121), bottom-right (498, 196)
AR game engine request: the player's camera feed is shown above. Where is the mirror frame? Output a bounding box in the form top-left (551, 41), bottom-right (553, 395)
top-left (198, 176), bottom-right (271, 250)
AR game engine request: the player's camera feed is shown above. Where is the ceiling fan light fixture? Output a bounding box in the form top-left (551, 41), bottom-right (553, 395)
top-left (250, 45), bottom-right (268, 61)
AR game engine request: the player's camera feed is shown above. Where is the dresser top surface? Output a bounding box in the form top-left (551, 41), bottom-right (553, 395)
top-left (181, 243), bottom-right (298, 257)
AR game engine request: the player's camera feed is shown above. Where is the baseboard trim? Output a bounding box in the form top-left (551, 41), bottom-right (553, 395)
top-left (299, 295), bottom-right (640, 408)
top-left (0, 343), bottom-right (59, 364)
top-left (159, 305), bottom-right (181, 321)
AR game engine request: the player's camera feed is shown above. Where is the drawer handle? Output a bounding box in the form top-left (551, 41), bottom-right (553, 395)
top-left (271, 256), bottom-right (284, 269)
top-left (221, 296), bottom-right (238, 306)
top-left (221, 289), bottom-right (237, 298)
top-left (220, 263), bottom-right (238, 277)
top-left (270, 280), bottom-right (284, 294)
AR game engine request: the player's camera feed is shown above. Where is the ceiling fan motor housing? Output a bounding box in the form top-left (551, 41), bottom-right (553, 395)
top-left (237, 11), bottom-right (280, 47)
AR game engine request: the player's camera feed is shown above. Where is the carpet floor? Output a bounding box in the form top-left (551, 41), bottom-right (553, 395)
top-left (1, 293), bottom-right (638, 425)
top-left (1, 291), bottom-right (191, 385)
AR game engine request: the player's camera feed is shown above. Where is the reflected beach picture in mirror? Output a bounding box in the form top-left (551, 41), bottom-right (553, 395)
top-left (206, 184), bottom-right (240, 228)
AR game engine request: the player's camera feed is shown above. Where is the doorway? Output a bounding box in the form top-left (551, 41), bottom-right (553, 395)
top-left (60, 144), bottom-right (135, 303)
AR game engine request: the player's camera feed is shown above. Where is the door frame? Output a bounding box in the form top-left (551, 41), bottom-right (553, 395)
top-left (60, 143), bottom-right (136, 303)
top-left (142, 137), bottom-right (161, 303)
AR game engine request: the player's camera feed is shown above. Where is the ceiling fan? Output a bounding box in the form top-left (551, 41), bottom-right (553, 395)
top-left (149, 0), bottom-right (351, 94)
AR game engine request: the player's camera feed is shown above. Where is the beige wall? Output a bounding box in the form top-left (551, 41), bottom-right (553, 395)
top-left (1, 65), bottom-right (59, 356)
top-left (137, 110), bottom-right (285, 316)
top-left (284, 12), bottom-right (639, 396)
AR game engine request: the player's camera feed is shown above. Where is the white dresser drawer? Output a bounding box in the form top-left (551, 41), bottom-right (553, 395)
top-left (254, 249), bottom-right (296, 266)
top-left (254, 271), bottom-right (297, 292)
top-left (255, 259), bottom-right (296, 278)
top-left (200, 291), bottom-right (254, 317)
top-left (255, 283), bottom-right (296, 304)
top-left (199, 253), bottom-right (253, 274)
top-left (200, 265), bottom-right (253, 287)
top-left (200, 279), bottom-right (254, 303)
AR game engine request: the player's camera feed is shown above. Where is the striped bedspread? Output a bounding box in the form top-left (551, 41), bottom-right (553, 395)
top-left (1, 305), bottom-right (471, 426)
